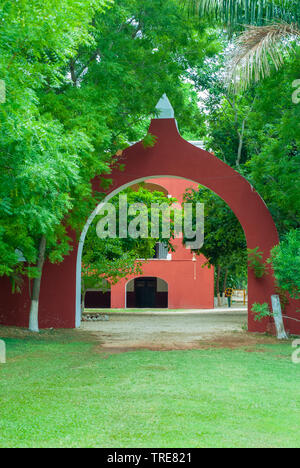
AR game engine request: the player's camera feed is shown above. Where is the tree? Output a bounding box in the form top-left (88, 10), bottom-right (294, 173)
top-left (82, 239), bottom-right (144, 314)
top-left (189, 47), bottom-right (300, 238)
top-left (185, 42), bottom-right (299, 312)
top-left (0, 0), bottom-right (216, 331)
top-left (81, 185), bottom-right (177, 312)
top-left (0, 0), bottom-right (112, 331)
top-left (245, 55), bottom-right (300, 237)
top-left (189, 51), bottom-right (257, 168)
top-left (270, 229), bottom-right (300, 299)
top-left (42, 0), bottom-right (216, 156)
top-left (183, 0), bottom-right (300, 89)
top-left (183, 186), bottom-right (247, 305)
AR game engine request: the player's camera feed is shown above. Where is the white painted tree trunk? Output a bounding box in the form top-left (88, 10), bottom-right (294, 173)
top-left (29, 300), bottom-right (39, 332)
top-left (271, 295), bottom-right (288, 340)
top-left (29, 236), bottom-right (47, 333)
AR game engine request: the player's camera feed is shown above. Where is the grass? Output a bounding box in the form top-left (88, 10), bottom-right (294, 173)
top-left (0, 328), bottom-right (299, 448)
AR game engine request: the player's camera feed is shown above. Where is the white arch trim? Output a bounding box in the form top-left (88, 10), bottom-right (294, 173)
top-left (125, 276), bottom-right (169, 290)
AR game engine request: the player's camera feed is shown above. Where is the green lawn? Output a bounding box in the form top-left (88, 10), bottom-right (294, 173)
top-left (0, 330), bottom-right (299, 448)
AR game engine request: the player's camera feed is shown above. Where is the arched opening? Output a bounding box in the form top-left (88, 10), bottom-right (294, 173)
top-left (77, 174), bottom-right (214, 325)
top-left (78, 174), bottom-right (248, 322)
top-left (126, 277), bottom-right (168, 309)
top-left (73, 113), bottom-right (282, 333)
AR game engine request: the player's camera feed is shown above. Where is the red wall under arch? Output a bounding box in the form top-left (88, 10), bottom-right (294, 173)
top-left (0, 117), bottom-right (299, 334)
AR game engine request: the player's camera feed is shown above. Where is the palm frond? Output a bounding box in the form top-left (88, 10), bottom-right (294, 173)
top-left (226, 22), bottom-right (300, 91)
top-left (182, 0), bottom-right (299, 30)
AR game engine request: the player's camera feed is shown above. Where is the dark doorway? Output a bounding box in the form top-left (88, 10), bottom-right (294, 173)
top-left (85, 290), bottom-right (111, 309)
top-left (135, 277), bottom-right (157, 308)
top-left (127, 277), bottom-right (168, 308)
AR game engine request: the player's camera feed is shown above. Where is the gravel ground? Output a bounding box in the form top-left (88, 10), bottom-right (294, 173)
top-left (81, 309), bottom-right (248, 350)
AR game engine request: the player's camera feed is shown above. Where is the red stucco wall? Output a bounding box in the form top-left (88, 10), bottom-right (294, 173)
top-left (111, 257), bottom-right (214, 310)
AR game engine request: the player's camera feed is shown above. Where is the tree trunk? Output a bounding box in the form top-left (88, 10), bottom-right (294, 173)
top-left (223, 268), bottom-right (228, 296)
top-left (236, 120), bottom-right (245, 168)
top-left (271, 295), bottom-right (288, 340)
top-left (29, 236), bottom-right (47, 332)
top-left (216, 264), bottom-right (221, 307)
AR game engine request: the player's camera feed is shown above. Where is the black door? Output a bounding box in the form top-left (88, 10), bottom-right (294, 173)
top-left (135, 278), bottom-right (157, 308)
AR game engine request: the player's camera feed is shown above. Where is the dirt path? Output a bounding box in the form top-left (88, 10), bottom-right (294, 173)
top-left (81, 310), bottom-right (251, 351)
top-left (0, 309), bottom-right (280, 353)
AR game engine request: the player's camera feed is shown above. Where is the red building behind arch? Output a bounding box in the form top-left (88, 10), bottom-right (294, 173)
top-left (85, 177), bottom-right (215, 310)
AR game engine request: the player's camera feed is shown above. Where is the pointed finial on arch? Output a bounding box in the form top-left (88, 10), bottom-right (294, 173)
top-left (155, 94), bottom-right (175, 119)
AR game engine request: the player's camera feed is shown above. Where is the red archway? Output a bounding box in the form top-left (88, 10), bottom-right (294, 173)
top-left (0, 114), bottom-right (299, 334)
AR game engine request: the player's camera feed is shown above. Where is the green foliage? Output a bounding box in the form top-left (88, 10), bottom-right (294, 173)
top-left (82, 240), bottom-right (144, 290)
top-left (247, 248), bottom-right (268, 278)
top-left (274, 285), bottom-right (290, 312)
top-left (0, 0), bottom-right (216, 287)
top-left (183, 186), bottom-right (247, 265)
top-left (184, 0), bottom-right (300, 31)
top-left (0, 0), bottom-right (111, 284)
top-left (245, 55), bottom-right (300, 236)
top-left (191, 49), bottom-right (300, 238)
top-left (184, 1), bottom-right (300, 89)
top-left (270, 229), bottom-right (300, 299)
top-left (251, 302), bottom-right (272, 321)
top-left (192, 48), bottom-right (299, 297)
top-left (82, 186), bottom-right (177, 289)
top-left (183, 186), bottom-right (247, 292)
top-left (142, 133), bottom-right (158, 149)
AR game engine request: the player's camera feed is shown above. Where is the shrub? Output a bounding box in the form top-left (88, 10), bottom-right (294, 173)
top-left (270, 229), bottom-right (300, 299)
top-left (251, 302), bottom-right (272, 322)
top-left (248, 247), bottom-right (268, 278)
